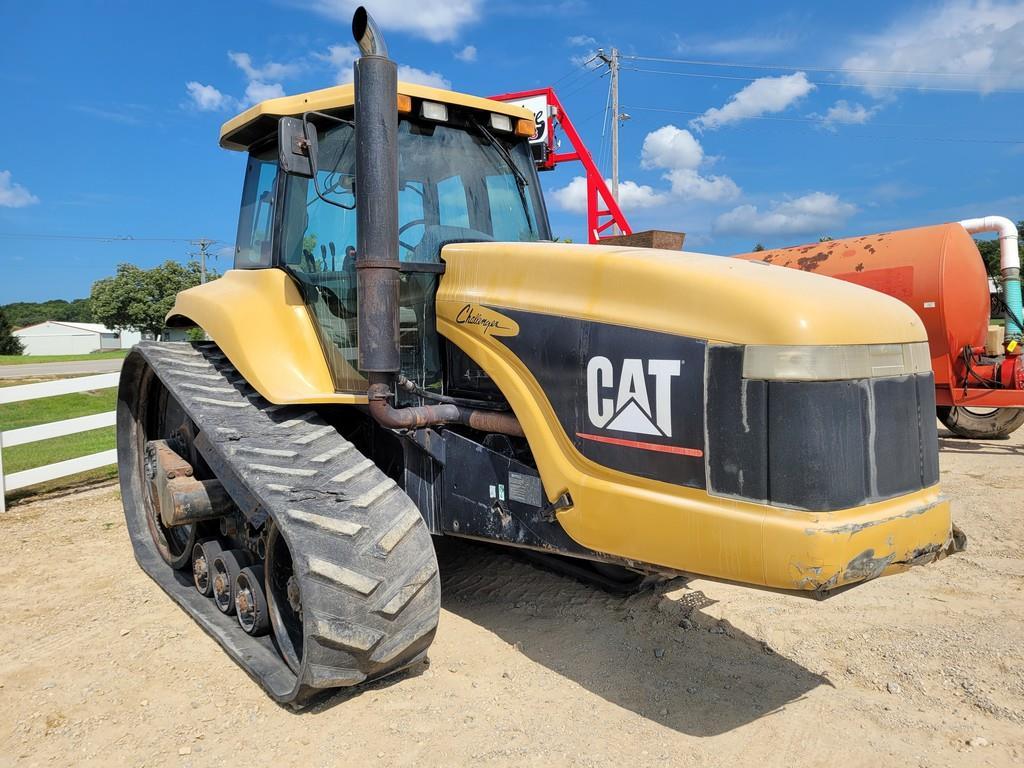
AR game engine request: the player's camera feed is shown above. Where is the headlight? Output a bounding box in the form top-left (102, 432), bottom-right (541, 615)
top-left (742, 342), bottom-right (931, 381)
top-left (420, 100), bottom-right (448, 122)
top-left (489, 113), bottom-right (512, 132)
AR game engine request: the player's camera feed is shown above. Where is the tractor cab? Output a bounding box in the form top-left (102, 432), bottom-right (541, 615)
top-left (224, 82), bottom-right (550, 393)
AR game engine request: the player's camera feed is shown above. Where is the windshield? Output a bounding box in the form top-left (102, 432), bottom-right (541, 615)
top-left (281, 117), bottom-right (548, 270)
top-left (276, 113), bottom-right (548, 393)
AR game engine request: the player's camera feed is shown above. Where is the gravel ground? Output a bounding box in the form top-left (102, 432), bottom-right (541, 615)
top-left (1, 425), bottom-right (1021, 767)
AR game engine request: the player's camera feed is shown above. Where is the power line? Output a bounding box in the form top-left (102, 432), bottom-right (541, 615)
top-left (624, 53), bottom-right (1021, 80)
top-left (0, 232), bottom-right (214, 243)
top-left (558, 64), bottom-right (605, 101)
top-left (547, 54), bottom-right (601, 95)
top-left (623, 104), bottom-right (1024, 144)
top-left (622, 66), bottom-right (1024, 95)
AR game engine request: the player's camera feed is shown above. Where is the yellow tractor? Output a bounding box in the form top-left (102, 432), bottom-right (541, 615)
top-left (118, 8), bottom-right (959, 706)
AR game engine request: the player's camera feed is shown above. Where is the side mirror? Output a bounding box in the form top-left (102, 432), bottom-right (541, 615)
top-left (278, 116), bottom-right (318, 178)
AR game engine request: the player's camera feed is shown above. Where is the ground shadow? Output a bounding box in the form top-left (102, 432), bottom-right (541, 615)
top-left (435, 537), bottom-right (831, 737)
top-left (938, 429), bottom-right (1024, 457)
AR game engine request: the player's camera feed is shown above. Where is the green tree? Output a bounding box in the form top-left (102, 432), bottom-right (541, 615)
top-left (0, 307), bottom-right (24, 355)
top-left (752, 243), bottom-right (766, 252)
top-left (90, 260), bottom-right (214, 337)
top-left (1, 298), bottom-right (92, 327)
top-left (818, 235), bottom-right (834, 242)
top-left (974, 220), bottom-right (1024, 276)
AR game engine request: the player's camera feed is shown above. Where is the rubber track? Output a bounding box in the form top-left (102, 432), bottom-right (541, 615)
top-left (118, 342), bottom-right (441, 706)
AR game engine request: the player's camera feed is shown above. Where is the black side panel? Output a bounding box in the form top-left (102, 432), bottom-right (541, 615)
top-left (497, 308), bottom-right (707, 490)
top-left (872, 375), bottom-right (922, 499)
top-left (765, 374), bottom-right (937, 511)
top-left (917, 374), bottom-right (940, 488)
top-left (705, 345), bottom-right (768, 502)
top-left (439, 430), bottom-right (593, 556)
top-left (767, 379), bottom-right (871, 511)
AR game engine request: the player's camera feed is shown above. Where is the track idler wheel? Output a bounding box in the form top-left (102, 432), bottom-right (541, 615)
top-left (235, 565), bottom-right (270, 636)
top-left (212, 549), bottom-right (253, 615)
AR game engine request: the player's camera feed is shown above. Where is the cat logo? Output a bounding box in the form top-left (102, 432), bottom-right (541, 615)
top-left (586, 356), bottom-right (681, 437)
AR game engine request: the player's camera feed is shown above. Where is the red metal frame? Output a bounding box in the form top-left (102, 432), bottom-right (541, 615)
top-left (489, 87), bottom-right (632, 244)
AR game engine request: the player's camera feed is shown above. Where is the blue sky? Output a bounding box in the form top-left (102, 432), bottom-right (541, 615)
top-left (1, 0), bottom-right (1022, 303)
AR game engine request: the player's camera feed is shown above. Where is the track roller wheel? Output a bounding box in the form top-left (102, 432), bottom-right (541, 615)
top-left (236, 565), bottom-right (270, 636)
top-left (212, 549), bottom-right (252, 615)
top-left (192, 538), bottom-right (223, 597)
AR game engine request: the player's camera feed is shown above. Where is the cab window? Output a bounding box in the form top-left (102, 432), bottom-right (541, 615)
top-left (234, 148), bottom-right (278, 268)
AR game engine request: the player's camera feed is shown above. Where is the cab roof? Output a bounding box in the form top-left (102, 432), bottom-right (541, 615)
top-left (219, 81), bottom-right (534, 152)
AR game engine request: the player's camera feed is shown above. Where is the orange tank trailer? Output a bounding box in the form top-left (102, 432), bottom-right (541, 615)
top-left (734, 223), bottom-right (1024, 425)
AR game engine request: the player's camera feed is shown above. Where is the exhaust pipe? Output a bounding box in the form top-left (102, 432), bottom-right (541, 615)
top-left (350, 8), bottom-right (523, 438)
top-left (353, 6), bottom-right (400, 374)
top-left (352, 6), bottom-right (388, 58)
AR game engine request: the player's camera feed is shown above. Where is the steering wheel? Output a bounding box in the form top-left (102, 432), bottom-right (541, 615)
top-left (398, 218), bottom-right (425, 255)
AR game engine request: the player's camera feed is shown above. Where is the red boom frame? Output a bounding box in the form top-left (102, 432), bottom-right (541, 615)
top-left (489, 87), bottom-right (632, 244)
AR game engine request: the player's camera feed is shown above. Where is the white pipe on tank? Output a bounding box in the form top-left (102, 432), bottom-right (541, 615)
top-left (960, 215), bottom-right (1022, 338)
top-left (958, 215), bottom-right (1019, 272)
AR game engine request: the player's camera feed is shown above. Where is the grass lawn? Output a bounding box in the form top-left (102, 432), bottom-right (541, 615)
top-left (0, 350), bottom-right (128, 365)
top-left (1, 384), bottom-right (118, 500)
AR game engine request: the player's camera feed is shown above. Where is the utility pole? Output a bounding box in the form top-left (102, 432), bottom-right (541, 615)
top-left (596, 47), bottom-right (629, 234)
top-left (191, 238), bottom-right (215, 284)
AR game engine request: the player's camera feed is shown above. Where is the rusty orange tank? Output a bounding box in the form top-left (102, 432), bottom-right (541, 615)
top-left (734, 223), bottom-right (1024, 437)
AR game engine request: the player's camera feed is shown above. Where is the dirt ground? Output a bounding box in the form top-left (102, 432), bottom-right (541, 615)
top-left (1, 426), bottom-right (1022, 768)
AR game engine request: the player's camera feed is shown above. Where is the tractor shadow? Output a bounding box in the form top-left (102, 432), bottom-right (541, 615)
top-left (435, 538), bottom-right (830, 737)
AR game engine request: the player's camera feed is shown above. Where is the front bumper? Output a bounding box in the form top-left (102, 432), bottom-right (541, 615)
top-left (761, 485), bottom-right (955, 593)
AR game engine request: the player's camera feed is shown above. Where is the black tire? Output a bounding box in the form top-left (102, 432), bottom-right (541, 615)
top-left (937, 406), bottom-right (1024, 439)
top-left (212, 549), bottom-right (252, 615)
top-left (192, 538), bottom-right (223, 597)
top-left (236, 565), bottom-right (270, 636)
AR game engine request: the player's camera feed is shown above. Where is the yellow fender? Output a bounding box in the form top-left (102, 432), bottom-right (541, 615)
top-left (167, 269), bottom-right (365, 405)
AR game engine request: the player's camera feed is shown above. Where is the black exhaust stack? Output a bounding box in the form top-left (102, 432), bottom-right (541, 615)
top-left (350, 7), bottom-right (523, 438)
top-left (352, 6), bottom-right (400, 374)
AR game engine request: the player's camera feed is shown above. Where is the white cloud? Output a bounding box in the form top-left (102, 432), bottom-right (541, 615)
top-left (691, 72), bottom-right (815, 131)
top-left (567, 34), bottom-right (596, 47)
top-left (842, 0), bottom-right (1024, 94)
top-left (714, 192), bottom-right (857, 237)
top-left (549, 176), bottom-right (667, 214)
top-left (397, 65), bottom-right (451, 89)
top-left (638, 125), bottom-right (741, 202)
top-left (0, 170), bottom-right (39, 208)
top-left (455, 45), bottom-right (477, 62)
top-left (614, 180), bottom-right (669, 210)
top-left (301, 0), bottom-right (481, 42)
top-left (676, 33), bottom-right (797, 57)
top-left (185, 81), bottom-right (234, 111)
top-left (570, 50), bottom-right (601, 69)
top-left (318, 44), bottom-right (359, 83)
top-left (641, 125), bottom-right (703, 171)
top-left (811, 100), bottom-right (880, 130)
top-left (228, 51), bottom-right (301, 81)
top-left (663, 169), bottom-right (741, 202)
top-left (245, 81), bottom-right (286, 104)
top-left (317, 45), bottom-right (448, 88)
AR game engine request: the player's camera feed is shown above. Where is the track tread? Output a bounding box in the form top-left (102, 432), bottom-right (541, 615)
top-left (122, 341), bottom-right (441, 706)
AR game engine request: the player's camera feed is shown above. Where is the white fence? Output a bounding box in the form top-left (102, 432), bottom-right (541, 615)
top-left (0, 372), bottom-right (120, 513)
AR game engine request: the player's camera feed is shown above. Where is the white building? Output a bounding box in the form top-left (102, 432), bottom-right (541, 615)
top-left (13, 321), bottom-right (143, 356)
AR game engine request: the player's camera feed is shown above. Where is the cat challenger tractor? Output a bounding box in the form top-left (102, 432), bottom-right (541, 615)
top-left (118, 8), bottom-right (960, 706)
